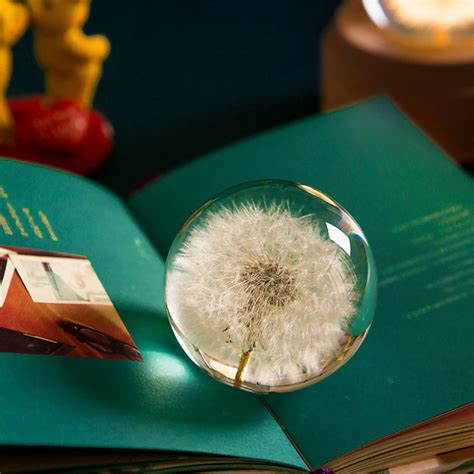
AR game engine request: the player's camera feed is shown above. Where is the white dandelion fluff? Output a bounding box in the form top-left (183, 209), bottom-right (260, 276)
top-left (166, 201), bottom-right (358, 388)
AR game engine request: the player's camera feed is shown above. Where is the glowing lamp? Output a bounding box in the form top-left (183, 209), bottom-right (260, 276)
top-left (321, 0), bottom-right (474, 165)
top-left (362, 0), bottom-right (474, 48)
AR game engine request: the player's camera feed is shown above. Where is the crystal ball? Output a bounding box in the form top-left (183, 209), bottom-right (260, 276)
top-left (363, 0), bottom-right (474, 47)
top-left (164, 180), bottom-right (377, 393)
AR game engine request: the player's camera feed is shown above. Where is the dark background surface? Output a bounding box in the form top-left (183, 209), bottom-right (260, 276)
top-left (8, 0), bottom-right (341, 194)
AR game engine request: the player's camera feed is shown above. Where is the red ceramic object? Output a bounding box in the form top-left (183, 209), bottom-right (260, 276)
top-left (0, 96), bottom-right (113, 175)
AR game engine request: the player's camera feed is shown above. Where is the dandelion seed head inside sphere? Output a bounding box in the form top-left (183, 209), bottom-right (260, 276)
top-left (165, 181), bottom-right (377, 393)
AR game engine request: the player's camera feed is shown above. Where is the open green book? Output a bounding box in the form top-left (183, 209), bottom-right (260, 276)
top-left (0, 97), bottom-right (472, 473)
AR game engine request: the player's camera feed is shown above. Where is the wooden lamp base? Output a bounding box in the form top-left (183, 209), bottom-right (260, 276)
top-left (321, 0), bottom-right (474, 164)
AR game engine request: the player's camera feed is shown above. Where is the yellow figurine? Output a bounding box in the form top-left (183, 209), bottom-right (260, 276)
top-left (0, 0), bottom-right (29, 144)
top-left (27, 0), bottom-right (110, 108)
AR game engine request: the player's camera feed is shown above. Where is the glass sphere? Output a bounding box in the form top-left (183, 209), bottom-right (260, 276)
top-left (363, 0), bottom-right (474, 47)
top-left (164, 180), bottom-right (377, 393)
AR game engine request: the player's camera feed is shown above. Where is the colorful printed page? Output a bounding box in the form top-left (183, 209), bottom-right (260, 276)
top-left (129, 97), bottom-right (474, 469)
top-left (0, 158), bottom-right (305, 470)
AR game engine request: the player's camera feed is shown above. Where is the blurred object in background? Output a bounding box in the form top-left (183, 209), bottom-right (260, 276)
top-left (7, 1), bottom-right (343, 191)
top-left (321, 0), bottom-right (474, 165)
top-left (0, 0), bottom-right (113, 175)
top-left (0, 0), bottom-right (29, 146)
top-left (363, 0), bottom-right (474, 49)
top-left (28, 0), bottom-right (110, 109)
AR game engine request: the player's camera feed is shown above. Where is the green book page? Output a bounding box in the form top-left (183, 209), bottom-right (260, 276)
top-left (128, 97), bottom-right (474, 468)
top-left (0, 158), bottom-right (305, 469)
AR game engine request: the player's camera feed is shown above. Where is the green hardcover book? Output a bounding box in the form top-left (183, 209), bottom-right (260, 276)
top-left (0, 97), bottom-right (472, 473)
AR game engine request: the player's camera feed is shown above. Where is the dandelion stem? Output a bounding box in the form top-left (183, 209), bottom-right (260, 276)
top-left (235, 350), bottom-right (253, 386)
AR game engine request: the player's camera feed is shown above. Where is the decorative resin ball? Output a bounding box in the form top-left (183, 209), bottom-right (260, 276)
top-left (363, 0), bottom-right (474, 47)
top-left (164, 181), bottom-right (377, 393)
